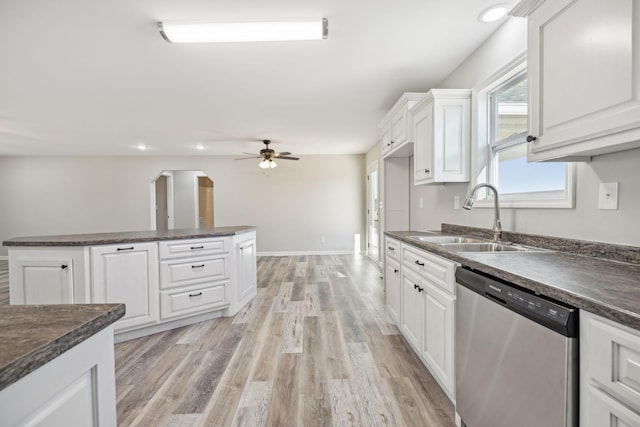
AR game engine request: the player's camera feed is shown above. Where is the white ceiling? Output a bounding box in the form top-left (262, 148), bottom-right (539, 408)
top-left (0, 0), bottom-right (515, 156)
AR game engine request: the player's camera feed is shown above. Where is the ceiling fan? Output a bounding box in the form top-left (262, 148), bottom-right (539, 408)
top-left (235, 140), bottom-right (299, 169)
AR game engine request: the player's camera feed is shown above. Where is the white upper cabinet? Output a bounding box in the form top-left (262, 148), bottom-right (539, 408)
top-left (379, 93), bottom-right (427, 158)
top-left (521, 0), bottom-right (640, 161)
top-left (411, 89), bottom-right (471, 185)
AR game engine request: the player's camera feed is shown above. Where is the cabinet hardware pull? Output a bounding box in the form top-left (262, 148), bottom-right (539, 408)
top-left (117, 247), bottom-right (134, 251)
top-left (390, 140), bottom-right (395, 144)
top-left (188, 292), bottom-right (203, 297)
top-left (415, 260), bottom-right (425, 266)
top-left (190, 245), bottom-right (204, 250)
top-left (240, 246), bottom-right (244, 250)
top-left (192, 264), bottom-right (205, 269)
top-left (425, 169), bottom-right (430, 174)
top-left (418, 286), bottom-right (424, 293)
top-left (61, 264), bottom-right (68, 269)
top-left (388, 246), bottom-right (395, 251)
top-left (394, 268), bottom-right (398, 274)
top-left (526, 135), bottom-right (537, 142)
top-left (414, 283), bottom-right (419, 290)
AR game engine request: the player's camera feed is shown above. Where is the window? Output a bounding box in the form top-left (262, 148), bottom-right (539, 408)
top-left (473, 57), bottom-right (574, 208)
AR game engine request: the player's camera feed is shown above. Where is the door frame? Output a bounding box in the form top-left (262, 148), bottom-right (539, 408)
top-left (366, 160), bottom-right (381, 265)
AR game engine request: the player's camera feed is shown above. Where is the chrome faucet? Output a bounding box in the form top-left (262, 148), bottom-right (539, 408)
top-left (463, 183), bottom-right (502, 242)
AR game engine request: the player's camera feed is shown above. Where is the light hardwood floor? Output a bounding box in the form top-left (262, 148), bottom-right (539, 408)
top-left (115, 255), bottom-right (455, 427)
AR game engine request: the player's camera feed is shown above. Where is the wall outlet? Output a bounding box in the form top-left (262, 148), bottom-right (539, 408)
top-left (598, 182), bottom-right (619, 210)
top-left (454, 196), bottom-right (460, 210)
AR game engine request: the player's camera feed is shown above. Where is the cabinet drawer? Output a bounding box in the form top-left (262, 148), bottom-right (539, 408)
top-left (160, 282), bottom-right (228, 320)
top-left (586, 312), bottom-right (640, 413)
top-left (386, 238), bottom-right (401, 261)
top-left (584, 384), bottom-right (640, 427)
top-left (160, 255), bottom-right (230, 289)
top-left (158, 238), bottom-right (228, 259)
top-left (401, 245), bottom-right (455, 293)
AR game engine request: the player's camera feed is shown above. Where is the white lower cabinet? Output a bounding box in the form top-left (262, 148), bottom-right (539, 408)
top-left (581, 310), bottom-right (640, 426)
top-left (0, 326), bottom-right (117, 427)
top-left (385, 256), bottom-right (401, 324)
top-left (9, 247), bottom-right (89, 305)
top-left (234, 232), bottom-right (257, 309)
top-left (160, 281), bottom-right (228, 320)
top-left (421, 281), bottom-right (454, 395)
top-left (389, 240), bottom-right (456, 401)
top-left (91, 242), bottom-right (159, 332)
top-left (400, 269), bottom-right (423, 351)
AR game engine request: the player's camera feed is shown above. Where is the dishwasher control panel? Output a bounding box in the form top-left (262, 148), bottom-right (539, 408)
top-left (487, 282), bottom-right (571, 325)
top-left (456, 266), bottom-right (578, 337)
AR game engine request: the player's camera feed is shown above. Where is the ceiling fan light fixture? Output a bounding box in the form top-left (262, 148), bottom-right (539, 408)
top-left (259, 159), bottom-right (277, 169)
top-left (159, 19), bottom-right (328, 43)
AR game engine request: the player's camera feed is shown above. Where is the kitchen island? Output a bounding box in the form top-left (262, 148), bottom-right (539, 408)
top-left (3, 226), bottom-right (257, 341)
top-left (0, 303), bottom-right (125, 426)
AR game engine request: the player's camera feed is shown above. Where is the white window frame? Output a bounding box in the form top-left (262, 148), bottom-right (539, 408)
top-left (470, 53), bottom-right (576, 209)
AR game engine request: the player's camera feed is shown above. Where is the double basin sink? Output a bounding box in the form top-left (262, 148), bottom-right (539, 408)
top-left (409, 235), bottom-right (545, 253)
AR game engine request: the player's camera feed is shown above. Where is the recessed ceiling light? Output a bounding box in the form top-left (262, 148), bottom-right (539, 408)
top-left (196, 144), bottom-right (205, 150)
top-left (159, 19), bottom-right (328, 43)
top-left (479, 4), bottom-right (508, 23)
top-left (136, 143), bottom-right (148, 151)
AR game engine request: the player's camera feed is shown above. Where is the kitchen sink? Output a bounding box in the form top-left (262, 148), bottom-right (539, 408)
top-left (438, 242), bottom-right (545, 253)
top-left (409, 235), bottom-right (485, 244)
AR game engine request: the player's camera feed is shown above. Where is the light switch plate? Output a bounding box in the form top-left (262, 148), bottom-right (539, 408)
top-left (598, 182), bottom-right (619, 210)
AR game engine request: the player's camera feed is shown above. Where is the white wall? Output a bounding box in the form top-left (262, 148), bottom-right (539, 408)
top-left (409, 18), bottom-right (640, 246)
top-left (0, 155), bottom-right (366, 256)
top-left (172, 170), bottom-right (199, 229)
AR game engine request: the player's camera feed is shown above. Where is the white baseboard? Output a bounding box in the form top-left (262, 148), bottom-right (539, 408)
top-left (257, 250), bottom-right (357, 256)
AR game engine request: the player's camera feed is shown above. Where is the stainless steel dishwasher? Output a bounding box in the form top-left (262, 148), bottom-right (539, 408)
top-left (455, 266), bottom-right (578, 427)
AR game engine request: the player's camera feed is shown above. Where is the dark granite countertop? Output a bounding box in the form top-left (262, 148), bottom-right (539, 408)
top-left (0, 304), bottom-right (125, 391)
top-left (386, 229), bottom-right (640, 331)
top-left (3, 226), bottom-right (256, 247)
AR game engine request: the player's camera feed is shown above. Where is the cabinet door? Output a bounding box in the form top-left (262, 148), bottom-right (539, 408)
top-left (400, 271), bottom-right (423, 352)
top-left (236, 236), bottom-right (257, 302)
top-left (432, 96), bottom-right (470, 182)
top-left (528, 0), bottom-right (640, 161)
top-left (91, 242), bottom-right (159, 332)
top-left (413, 99), bottom-right (434, 184)
top-left (12, 258), bottom-right (74, 304)
top-left (390, 107), bottom-right (408, 146)
top-left (385, 256), bottom-right (401, 325)
top-left (381, 126), bottom-right (393, 156)
top-left (421, 281), bottom-right (455, 396)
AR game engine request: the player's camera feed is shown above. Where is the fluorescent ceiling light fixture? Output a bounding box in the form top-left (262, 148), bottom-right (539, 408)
top-left (478, 4), bottom-right (508, 23)
top-left (159, 19), bottom-right (328, 43)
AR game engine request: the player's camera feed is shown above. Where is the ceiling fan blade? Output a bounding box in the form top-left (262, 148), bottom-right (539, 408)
top-left (234, 156), bottom-right (261, 160)
top-left (272, 152), bottom-right (291, 157)
top-left (278, 156), bottom-right (300, 160)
